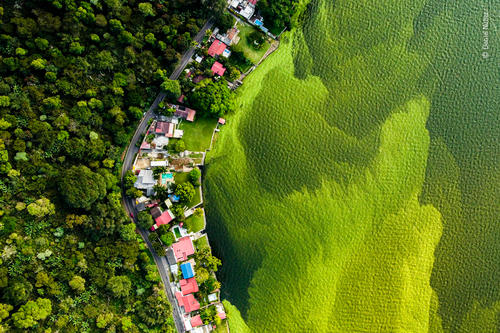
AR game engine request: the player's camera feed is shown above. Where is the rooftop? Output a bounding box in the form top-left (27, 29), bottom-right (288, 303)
top-left (150, 206), bottom-right (162, 219)
top-left (180, 277), bottom-right (199, 295)
top-left (175, 292), bottom-right (200, 313)
top-left (190, 315), bottom-right (203, 328)
top-left (171, 236), bottom-right (195, 262)
top-left (211, 61), bottom-right (226, 76)
top-left (155, 209), bottom-right (175, 226)
top-left (180, 262), bottom-right (195, 279)
top-left (134, 169), bottom-right (155, 189)
top-left (207, 39), bottom-right (226, 57)
top-left (175, 107), bottom-right (196, 122)
top-left (156, 121), bottom-right (174, 137)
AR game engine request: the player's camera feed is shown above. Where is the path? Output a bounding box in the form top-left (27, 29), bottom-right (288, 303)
top-left (121, 18), bottom-right (214, 333)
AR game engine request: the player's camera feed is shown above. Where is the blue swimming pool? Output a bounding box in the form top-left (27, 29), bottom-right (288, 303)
top-left (161, 173), bottom-right (173, 184)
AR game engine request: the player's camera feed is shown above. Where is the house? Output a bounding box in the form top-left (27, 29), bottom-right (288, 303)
top-left (216, 303), bottom-right (227, 319)
top-left (175, 107), bottom-right (196, 122)
top-left (195, 55), bottom-right (203, 63)
top-left (177, 94), bottom-right (185, 103)
top-left (211, 62), bottom-right (226, 76)
top-left (218, 118), bottom-right (226, 125)
top-left (190, 315), bottom-right (203, 328)
top-left (222, 49), bottom-right (231, 58)
top-left (140, 141), bottom-right (151, 150)
top-left (171, 236), bottom-right (195, 262)
top-left (208, 293), bottom-right (218, 303)
top-left (156, 121), bottom-right (174, 137)
top-left (181, 262), bottom-right (195, 279)
top-left (175, 292), bottom-right (200, 313)
top-left (207, 39), bottom-right (226, 57)
top-left (154, 209), bottom-right (175, 227)
top-left (150, 206), bottom-right (162, 219)
top-left (134, 169), bottom-right (155, 196)
top-left (216, 27), bottom-right (240, 46)
top-left (180, 277), bottom-right (199, 295)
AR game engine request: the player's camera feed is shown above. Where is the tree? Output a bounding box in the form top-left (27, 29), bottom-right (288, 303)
top-left (96, 313), bottom-right (114, 328)
top-left (107, 276), bottom-right (131, 298)
top-left (11, 298), bottom-right (51, 329)
top-left (138, 2), bottom-right (155, 16)
top-left (175, 182), bottom-right (195, 204)
top-left (59, 165), bottom-right (106, 210)
top-left (194, 207), bottom-right (203, 218)
top-left (69, 275), bottom-right (85, 292)
top-left (160, 79), bottom-right (181, 100)
top-left (189, 80), bottom-right (235, 117)
top-left (160, 232), bottom-right (175, 247)
top-left (174, 140), bottom-right (185, 153)
top-left (170, 205), bottom-right (184, 219)
top-left (137, 211), bottom-right (153, 229)
top-left (119, 223), bottom-right (137, 241)
top-left (188, 168), bottom-right (201, 186)
top-left (194, 248), bottom-right (222, 272)
top-left (27, 197), bottom-right (55, 217)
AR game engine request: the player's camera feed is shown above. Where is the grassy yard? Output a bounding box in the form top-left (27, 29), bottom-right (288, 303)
top-left (194, 234), bottom-right (209, 250)
top-left (178, 118), bottom-right (217, 152)
top-left (213, 319), bottom-right (228, 333)
top-left (185, 214), bottom-right (205, 233)
top-left (232, 23), bottom-right (271, 64)
top-left (174, 172), bottom-right (202, 208)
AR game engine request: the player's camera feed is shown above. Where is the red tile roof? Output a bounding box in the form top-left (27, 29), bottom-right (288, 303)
top-left (211, 61), bottom-right (226, 76)
top-left (176, 292), bottom-right (200, 313)
top-left (175, 107), bottom-right (196, 122)
top-left (156, 121), bottom-right (174, 137)
top-left (180, 277), bottom-right (199, 295)
top-left (248, 0), bottom-right (258, 5)
top-left (190, 315), bottom-right (203, 327)
top-left (208, 40), bottom-right (226, 57)
top-left (218, 118), bottom-right (226, 125)
top-left (172, 237), bottom-right (195, 262)
top-left (177, 94), bottom-right (185, 103)
top-left (217, 312), bottom-right (227, 320)
top-left (155, 210), bottom-right (174, 226)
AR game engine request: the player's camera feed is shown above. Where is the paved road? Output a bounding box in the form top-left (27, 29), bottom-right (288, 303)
top-left (121, 18), bottom-right (215, 333)
top-left (170, 17), bottom-right (215, 80)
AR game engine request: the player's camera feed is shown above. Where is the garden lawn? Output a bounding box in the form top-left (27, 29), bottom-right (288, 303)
top-left (185, 214), bottom-right (205, 233)
top-left (178, 118), bottom-right (217, 152)
top-left (195, 234), bottom-right (209, 250)
top-left (232, 23), bottom-right (271, 64)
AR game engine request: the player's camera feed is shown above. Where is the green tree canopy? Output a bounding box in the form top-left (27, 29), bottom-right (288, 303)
top-left (11, 298), bottom-right (52, 329)
top-left (175, 182), bottom-right (195, 203)
top-left (69, 275), bottom-right (85, 292)
top-left (189, 80), bottom-right (235, 117)
top-left (59, 165), bottom-right (106, 210)
top-left (107, 276), bottom-right (131, 298)
top-left (160, 79), bottom-right (181, 101)
top-left (27, 197), bottom-right (55, 218)
top-left (137, 211), bottom-right (153, 229)
top-left (188, 167), bottom-right (201, 186)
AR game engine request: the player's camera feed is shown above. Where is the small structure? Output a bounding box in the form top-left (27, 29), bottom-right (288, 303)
top-left (140, 141), bottom-right (151, 150)
top-left (190, 315), bottom-right (203, 328)
top-left (180, 262), bottom-right (195, 279)
top-left (216, 303), bottom-right (227, 319)
top-left (211, 62), bottom-right (226, 76)
top-left (171, 236), bottom-right (195, 262)
top-left (218, 118), bottom-right (226, 125)
top-left (222, 48), bottom-right (231, 58)
top-left (164, 198), bottom-right (173, 208)
top-left (134, 169), bottom-right (155, 196)
top-left (217, 27), bottom-right (240, 46)
top-left (207, 39), bottom-right (226, 57)
top-left (150, 160), bottom-right (168, 167)
top-left (195, 55), bottom-right (203, 63)
top-left (175, 292), bottom-right (200, 313)
top-left (180, 277), bottom-right (199, 295)
top-left (208, 293), bottom-right (218, 303)
top-left (136, 202), bottom-right (146, 212)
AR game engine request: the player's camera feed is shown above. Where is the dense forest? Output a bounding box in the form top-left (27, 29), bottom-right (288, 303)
top-left (0, 0), bottom-right (226, 331)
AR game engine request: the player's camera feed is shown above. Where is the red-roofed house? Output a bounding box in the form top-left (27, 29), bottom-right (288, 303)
top-left (156, 121), bottom-right (174, 137)
top-left (248, 0), bottom-right (258, 5)
top-left (217, 312), bottom-right (227, 320)
top-left (207, 39), bottom-right (226, 57)
top-left (175, 107), bottom-right (196, 122)
top-left (180, 277), bottom-right (199, 295)
top-left (154, 210), bottom-right (174, 226)
top-left (190, 315), bottom-right (203, 328)
top-left (218, 118), bottom-right (226, 125)
top-left (211, 61), bottom-right (226, 76)
top-left (177, 94), bottom-right (185, 103)
top-left (171, 237), bottom-right (195, 262)
top-left (175, 292), bottom-right (200, 313)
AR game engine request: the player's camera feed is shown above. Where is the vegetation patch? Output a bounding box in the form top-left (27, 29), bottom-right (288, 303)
top-left (178, 118), bottom-right (217, 152)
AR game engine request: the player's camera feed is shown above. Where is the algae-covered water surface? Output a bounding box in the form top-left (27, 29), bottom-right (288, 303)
top-left (205, 0), bottom-right (499, 331)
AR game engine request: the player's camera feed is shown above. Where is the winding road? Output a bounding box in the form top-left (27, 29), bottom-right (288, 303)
top-left (121, 18), bottom-right (214, 333)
